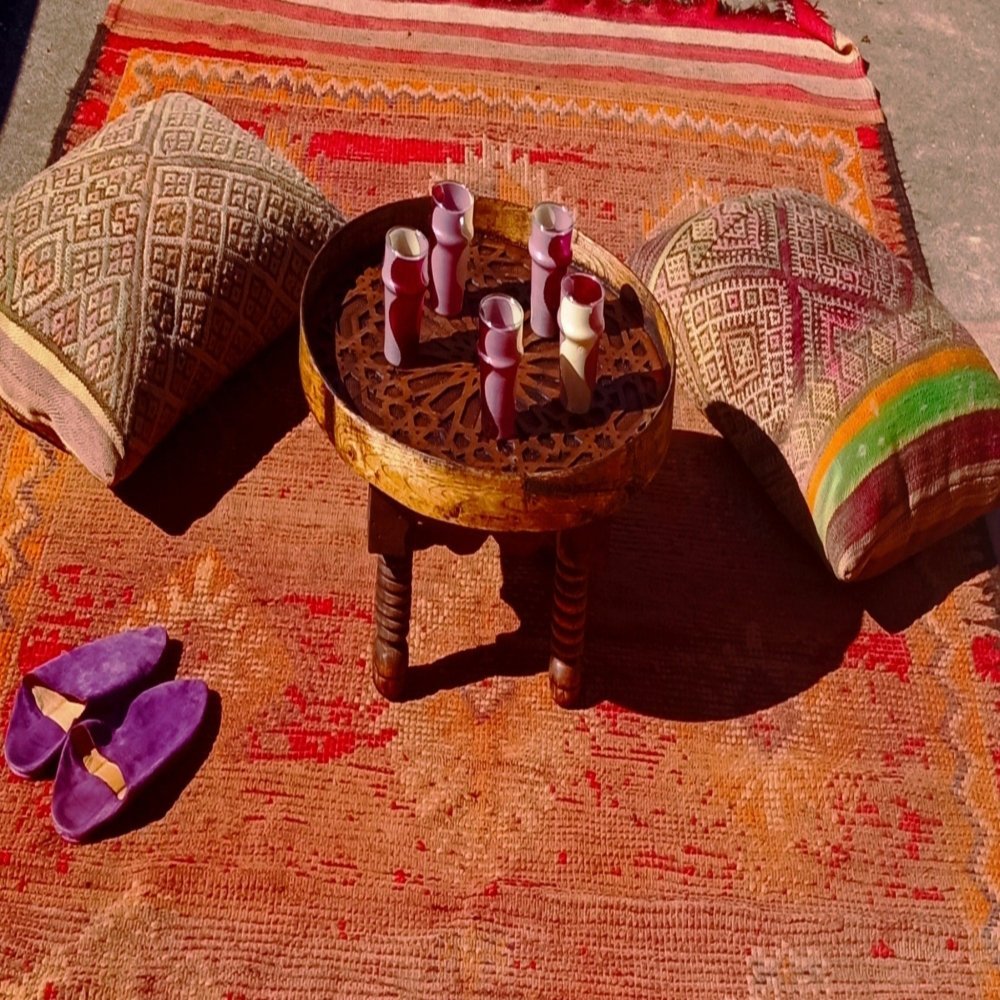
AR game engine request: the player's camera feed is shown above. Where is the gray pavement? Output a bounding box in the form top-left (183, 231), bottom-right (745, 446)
top-left (0, 0), bottom-right (996, 335)
top-left (821, 0), bottom-right (999, 335)
top-left (0, 0), bottom-right (108, 194)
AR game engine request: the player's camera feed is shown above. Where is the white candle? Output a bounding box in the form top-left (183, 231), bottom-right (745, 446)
top-left (557, 273), bottom-right (605, 414)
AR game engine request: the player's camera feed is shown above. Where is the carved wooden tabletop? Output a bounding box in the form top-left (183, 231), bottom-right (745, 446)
top-left (300, 197), bottom-right (675, 534)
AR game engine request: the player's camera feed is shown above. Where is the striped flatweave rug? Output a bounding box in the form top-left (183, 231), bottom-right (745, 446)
top-left (2, 1), bottom-right (1000, 996)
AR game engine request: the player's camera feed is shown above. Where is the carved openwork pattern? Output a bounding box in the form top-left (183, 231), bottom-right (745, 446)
top-left (332, 237), bottom-right (667, 473)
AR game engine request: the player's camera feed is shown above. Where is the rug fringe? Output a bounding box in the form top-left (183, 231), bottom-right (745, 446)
top-left (400, 0), bottom-right (839, 47)
top-left (718, 0), bottom-right (788, 15)
top-left (712, 0), bottom-right (837, 48)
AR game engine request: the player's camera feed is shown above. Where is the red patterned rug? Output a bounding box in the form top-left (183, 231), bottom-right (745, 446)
top-left (3, 0), bottom-right (1000, 995)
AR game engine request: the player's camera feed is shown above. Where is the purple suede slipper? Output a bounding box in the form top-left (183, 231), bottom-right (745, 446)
top-left (51, 679), bottom-right (209, 843)
top-left (4, 626), bottom-right (168, 779)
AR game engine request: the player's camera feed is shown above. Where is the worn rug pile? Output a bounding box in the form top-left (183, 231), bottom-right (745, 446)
top-left (2, 0), bottom-right (1000, 994)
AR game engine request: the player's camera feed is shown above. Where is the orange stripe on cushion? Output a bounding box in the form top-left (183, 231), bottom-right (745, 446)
top-left (805, 345), bottom-right (992, 511)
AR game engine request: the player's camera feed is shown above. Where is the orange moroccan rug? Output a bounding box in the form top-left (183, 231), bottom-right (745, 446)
top-left (3, 1), bottom-right (1000, 995)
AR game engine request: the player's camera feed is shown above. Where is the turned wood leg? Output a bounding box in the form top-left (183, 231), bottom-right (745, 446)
top-left (373, 552), bottom-right (412, 700)
top-left (549, 525), bottom-right (595, 707)
top-left (368, 487), bottom-right (414, 700)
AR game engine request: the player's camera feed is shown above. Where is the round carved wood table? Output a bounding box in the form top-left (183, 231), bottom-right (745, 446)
top-left (300, 197), bottom-right (675, 706)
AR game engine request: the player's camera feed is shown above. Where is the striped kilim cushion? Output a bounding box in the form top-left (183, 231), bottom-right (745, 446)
top-left (633, 188), bottom-right (1000, 580)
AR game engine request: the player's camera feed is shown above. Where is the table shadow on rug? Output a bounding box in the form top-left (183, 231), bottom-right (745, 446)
top-left (408, 429), bottom-right (993, 721)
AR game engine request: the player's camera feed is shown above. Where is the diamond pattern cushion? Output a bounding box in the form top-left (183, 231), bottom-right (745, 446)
top-left (0, 92), bottom-right (343, 483)
top-left (632, 188), bottom-right (1000, 581)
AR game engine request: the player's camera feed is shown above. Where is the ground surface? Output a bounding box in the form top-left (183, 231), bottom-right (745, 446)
top-left (0, 0), bottom-right (996, 337)
top-left (821, 0), bottom-right (999, 345)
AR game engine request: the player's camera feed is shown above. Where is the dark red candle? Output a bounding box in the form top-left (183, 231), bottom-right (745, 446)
top-left (429, 180), bottom-right (474, 318)
top-left (528, 202), bottom-right (574, 339)
top-left (381, 226), bottom-right (429, 367)
top-left (477, 293), bottom-right (524, 440)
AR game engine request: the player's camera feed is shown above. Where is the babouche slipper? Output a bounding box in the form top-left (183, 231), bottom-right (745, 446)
top-left (52, 678), bottom-right (209, 843)
top-left (4, 626), bottom-right (168, 779)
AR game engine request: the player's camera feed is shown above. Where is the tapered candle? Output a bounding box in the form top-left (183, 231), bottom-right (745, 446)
top-left (381, 226), bottom-right (429, 367)
top-left (429, 180), bottom-right (474, 317)
top-left (477, 293), bottom-right (524, 440)
top-left (528, 201), bottom-right (574, 339)
top-left (557, 272), bottom-right (605, 414)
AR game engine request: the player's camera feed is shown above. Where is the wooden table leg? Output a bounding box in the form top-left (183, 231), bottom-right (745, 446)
top-left (373, 552), bottom-right (412, 700)
top-left (549, 525), bottom-right (595, 707)
top-left (368, 488), bottom-right (413, 700)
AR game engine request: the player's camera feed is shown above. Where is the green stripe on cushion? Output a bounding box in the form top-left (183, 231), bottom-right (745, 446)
top-left (812, 366), bottom-right (1000, 538)
top-left (824, 408), bottom-right (1000, 580)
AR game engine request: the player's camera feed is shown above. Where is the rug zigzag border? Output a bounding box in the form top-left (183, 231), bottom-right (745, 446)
top-left (116, 49), bottom-right (868, 227)
top-left (931, 596), bottom-right (1000, 974)
top-left (117, 45), bottom-right (880, 118)
top-left (0, 439), bottom-right (52, 636)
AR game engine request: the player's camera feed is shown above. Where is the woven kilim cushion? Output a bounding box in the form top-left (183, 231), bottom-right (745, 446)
top-left (0, 92), bottom-right (342, 484)
top-left (6, 1), bottom-right (1000, 996)
top-left (633, 188), bottom-right (1000, 580)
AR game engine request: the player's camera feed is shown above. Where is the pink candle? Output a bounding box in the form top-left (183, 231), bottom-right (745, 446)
top-left (528, 202), bottom-right (574, 339)
top-left (381, 227), bottom-right (429, 367)
top-left (429, 180), bottom-right (474, 317)
top-left (477, 293), bottom-right (524, 440)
